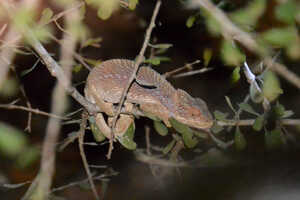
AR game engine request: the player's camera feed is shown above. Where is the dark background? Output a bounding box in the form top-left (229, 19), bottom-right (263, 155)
top-left (1, 0), bottom-right (300, 199)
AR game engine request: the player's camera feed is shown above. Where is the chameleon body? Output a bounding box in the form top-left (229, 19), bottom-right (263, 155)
top-left (85, 59), bottom-right (213, 138)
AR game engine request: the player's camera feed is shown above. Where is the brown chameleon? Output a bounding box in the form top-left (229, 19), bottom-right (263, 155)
top-left (85, 59), bottom-right (213, 138)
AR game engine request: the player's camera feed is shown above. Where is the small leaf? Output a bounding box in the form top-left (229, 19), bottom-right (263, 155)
top-left (16, 146), bottom-right (40, 168)
top-left (129, 0), bottom-right (138, 10)
top-left (73, 64), bottom-right (83, 73)
top-left (230, 0), bottom-right (266, 29)
top-left (203, 48), bottom-right (213, 67)
top-left (273, 102), bottom-right (285, 118)
top-left (213, 110), bottom-right (229, 121)
top-left (225, 96), bottom-right (236, 113)
top-left (275, 0), bottom-right (299, 24)
top-left (203, 11), bottom-right (221, 36)
top-left (0, 77), bottom-right (19, 98)
top-left (221, 40), bottom-right (245, 66)
top-left (230, 66), bottom-right (241, 84)
top-left (144, 56), bottom-right (171, 66)
top-left (81, 37), bottom-right (102, 48)
top-left (117, 123), bottom-right (137, 150)
top-left (234, 127), bottom-right (247, 151)
top-left (153, 121), bottom-right (168, 136)
top-left (265, 129), bottom-right (284, 151)
top-left (0, 122), bottom-right (27, 157)
top-left (253, 115), bottom-right (264, 131)
top-left (239, 103), bottom-right (259, 116)
top-left (262, 26), bottom-right (298, 47)
top-left (262, 71), bottom-right (283, 102)
top-left (250, 82), bottom-right (264, 103)
top-left (186, 15), bottom-right (196, 28)
top-left (149, 43), bottom-right (173, 49)
top-left (169, 118), bottom-right (198, 148)
top-left (163, 140), bottom-right (176, 154)
top-left (39, 8), bottom-right (53, 25)
top-left (89, 117), bottom-right (106, 142)
top-left (96, 0), bottom-right (119, 20)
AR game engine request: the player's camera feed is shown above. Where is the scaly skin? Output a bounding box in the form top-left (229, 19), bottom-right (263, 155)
top-left (85, 59), bottom-right (213, 136)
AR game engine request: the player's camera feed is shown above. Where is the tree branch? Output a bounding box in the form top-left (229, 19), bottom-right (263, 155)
top-left (107, 0), bottom-right (162, 159)
top-left (191, 0), bottom-right (300, 89)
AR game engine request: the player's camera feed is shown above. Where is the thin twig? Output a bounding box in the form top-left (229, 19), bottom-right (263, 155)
top-left (191, 0), bottom-right (300, 89)
top-left (217, 118), bottom-right (300, 126)
top-left (107, 0), bottom-right (162, 159)
top-left (0, 102), bottom-right (68, 119)
top-left (163, 60), bottom-right (200, 78)
top-left (78, 111), bottom-right (100, 200)
top-left (172, 67), bottom-right (213, 78)
top-left (29, 33), bottom-right (99, 114)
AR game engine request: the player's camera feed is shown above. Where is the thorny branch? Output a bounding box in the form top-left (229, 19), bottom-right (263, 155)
top-left (190, 0), bottom-right (300, 90)
top-left (108, 0), bottom-right (162, 159)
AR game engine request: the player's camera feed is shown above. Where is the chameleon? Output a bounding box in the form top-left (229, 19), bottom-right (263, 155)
top-left (85, 59), bottom-right (213, 140)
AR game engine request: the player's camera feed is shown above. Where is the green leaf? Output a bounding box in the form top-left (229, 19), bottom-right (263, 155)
top-left (186, 15), bottom-right (196, 28)
top-left (203, 11), bottom-right (221, 36)
top-left (239, 103), bottom-right (259, 116)
top-left (16, 146), bottom-right (40, 168)
top-left (0, 122), bottom-right (27, 157)
top-left (169, 118), bottom-right (198, 148)
top-left (225, 96), bottom-right (236, 113)
top-left (95, 0), bottom-right (119, 20)
top-left (129, 0), bottom-right (139, 10)
top-left (249, 82), bottom-right (264, 103)
top-left (230, 66), bottom-right (240, 84)
top-left (203, 48), bottom-right (213, 67)
top-left (0, 77), bottom-right (19, 98)
top-left (153, 121), bottom-right (168, 136)
top-left (213, 110), bottom-right (229, 121)
top-left (262, 26), bottom-right (298, 47)
top-left (265, 129), bottom-right (284, 151)
top-left (163, 140), bottom-right (176, 155)
top-left (149, 43), bottom-right (173, 49)
top-left (275, 0), bottom-right (299, 24)
top-left (273, 102), bottom-right (285, 118)
top-left (144, 56), bottom-right (171, 66)
top-left (234, 127), bottom-right (247, 151)
top-left (253, 115), bottom-right (264, 131)
top-left (39, 8), bottom-right (53, 25)
top-left (230, 0), bottom-right (266, 29)
top-left (221, 40), bottom-right (245, 66)
top-left (117, 123), bottom-right (137, 150)
top-left (262, 71), bottom-right (283, 102)
top-left (73, 64), bottom-right (83, 73)
top-left (81, 37), bottom-right (102, 48)
top-left (89, 117), bottom-right (106, 142)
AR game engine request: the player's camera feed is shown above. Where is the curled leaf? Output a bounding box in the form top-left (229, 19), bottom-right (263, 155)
top-left (117, 123), bottom-right (137, 150)
top-left (89, 117), bottom-right (106, 142)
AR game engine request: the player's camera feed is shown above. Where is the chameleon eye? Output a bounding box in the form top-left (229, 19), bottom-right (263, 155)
top-left (190, 108), bottom-right (201, 117)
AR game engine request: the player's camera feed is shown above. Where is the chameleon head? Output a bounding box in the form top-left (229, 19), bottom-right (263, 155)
top-left (172, 89), bottom-right (213, 129)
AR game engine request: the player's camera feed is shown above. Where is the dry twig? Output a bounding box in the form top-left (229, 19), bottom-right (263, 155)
top-left (108, 0), bottom-right (162, 159)
top-left (190, 0), bottom-right (300, 89)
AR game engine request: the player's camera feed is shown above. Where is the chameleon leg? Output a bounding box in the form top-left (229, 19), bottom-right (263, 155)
top-left (108, 114), bottom-right (135, 136)
top-left (95, 112), bottom-right (113, 139)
